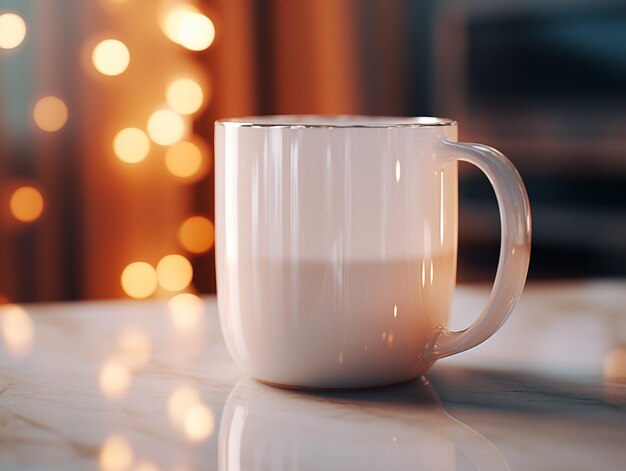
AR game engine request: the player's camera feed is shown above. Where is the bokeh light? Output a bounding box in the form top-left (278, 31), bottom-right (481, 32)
top-left (168, 293), bottom-right (203, 330)
top-left (164, 140), bottom-right (206, 180)
top-left (120, 262), bottom-right (157, 299)
top-left (147, 109), bottom-right (185, 146)
top-left (168, 386), bottom-right (201, 426)
top-left (92, 39), bottom-right (130, 76)
top-left (10, 186), bottom-right (44, 223)
top-left (33, 96), bottom-right (68, 132)
top-left (161, 5), bottom-right (215, 52)
top-left (113, 128), bottom-right (150, 163)
top-left (99, 357), bottom-right (131, 399)
top-left (604, 347), bottom-right (626, 381)
top-left (156, 254), bottom-right (193, 291)
top-left (0, 13), bottom-right (27, 49)
top-left (0, 304), bottom-right (33, 357)
top-left (99, 436), bottom-right (133, 471)
top-left (133, 461), bottom-right (160, 471)
top-left (183, 403), bottom-right (215, 442)
top-left (166, 78), bottom-right (204, 115)
top-left (177, 216), bottom-right (214, 254)
top-left (118, 327), bottom-right (151, 369)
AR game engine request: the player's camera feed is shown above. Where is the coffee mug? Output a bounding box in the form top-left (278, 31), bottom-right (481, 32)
top-left (215, 116), bottom-right (531, 389)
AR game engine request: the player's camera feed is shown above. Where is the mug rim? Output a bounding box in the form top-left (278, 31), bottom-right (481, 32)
top-left (216, 115), bottom-right (457, 129)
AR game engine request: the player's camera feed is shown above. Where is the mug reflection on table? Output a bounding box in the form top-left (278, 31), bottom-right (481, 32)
top-left (218, 378), bottom-right (511, 471)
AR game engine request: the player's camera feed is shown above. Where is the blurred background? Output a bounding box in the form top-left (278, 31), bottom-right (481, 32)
top-left (1, 0), bottom-right (625, 303)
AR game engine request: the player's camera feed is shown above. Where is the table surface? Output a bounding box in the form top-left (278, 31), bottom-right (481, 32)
top-left (1, 281), bottom-right (626, 471)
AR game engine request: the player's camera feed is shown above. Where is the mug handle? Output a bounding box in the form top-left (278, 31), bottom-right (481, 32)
top-left (423, 139), bottom-right (532, 361)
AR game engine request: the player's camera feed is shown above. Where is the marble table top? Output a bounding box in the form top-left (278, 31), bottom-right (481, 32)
top-left (1, 281), bottom-right (626, 470)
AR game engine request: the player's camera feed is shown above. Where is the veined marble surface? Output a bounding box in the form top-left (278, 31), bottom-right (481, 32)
top-left (1, 281), bottom-right (626, 470)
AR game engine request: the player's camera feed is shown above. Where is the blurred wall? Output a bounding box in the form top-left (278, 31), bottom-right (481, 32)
top-left (1, 0), bottom-right (625, 302)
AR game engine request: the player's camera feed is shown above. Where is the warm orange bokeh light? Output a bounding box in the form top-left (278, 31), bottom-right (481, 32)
top-left (147, 109), bottom-right (185, 146)
top-left (133, 461), bottom-right (160, 471)
top-left (0, 13), bottom-right (27, 49)
top-left (183, 403), bottom-right (215, 442)
top-left (177, 216), bottom-right (214, 254)
top-left (0, 304), bottom-right (34, 357)
top-left (164, 140), bottom-right (205, 180)
top-left (166, 78), bottom-right (204, 115)
top-left (10, 186), bottom-right (44, 223)
top-left (168, 293), bottom-right (203, 330)
top-left (33, 96), bottom-right (68, 132)
top-left (605, 347), bottom-right (626, 381)
top-left (99, 435), bottom-right (133, 471)
top-left (92, 39), bottom-right (130, 76)
top-left (118, 327), bottom-right (151, 369)
top-left (99, 357), bottom-right (131, 399)
top-left (168, 386), bottom-right (201, 427)
top-left (113, 128), bottom-right (150, 163)
top-left (156, 254), bottom-right (193, 291)
top-left (167, 385), bottom-right (214, 441)
top-left (161, 5), bottom-right (215, 51)
top-left (120, 262), bottom-right (157, 299)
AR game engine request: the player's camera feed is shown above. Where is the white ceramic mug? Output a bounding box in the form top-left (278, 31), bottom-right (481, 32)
top-left (215, 116), bottom-right (531, 389)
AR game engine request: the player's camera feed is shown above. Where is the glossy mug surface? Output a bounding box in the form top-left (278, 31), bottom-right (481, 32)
top-left (215, 116), bottom-right (531, 389)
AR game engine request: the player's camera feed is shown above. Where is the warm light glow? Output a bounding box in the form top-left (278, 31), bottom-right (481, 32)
top-left (177, 216), bottom-right (214, 254)
top-left (166, 78), bottom-right (204, 115)
top-left (100, 436), bottom-right (133, 471)
top-left (147, 109), bottom-right (185, 146)
top-left (92, 39), bottom-right (130, 76)
top-left (133, 461), bottom-right (160, 471)
top-left (183, 403), bottom-right (215, 442)
top-left (113, 128), bottom-right (150, 163)
top-left (605, 347), bottom-right (626, 381)
top-left (118, 327), bottom-right (151, 369)
top-left (0, 304), bottom-right (33, 357)
top-left (156, 254), bottom-right (193, 291)
top-left (120, 262), bottom-right (157, 299)
top-left (168, 293), bottom-right (203, 330)
top-left (99, 358), bottom-right (131, 399)
top-left (10, 186), bottom-right (44, 223)
top-left (33, 96), bottom-right (68, 132)
top-left (162, 5), bottom-right (215, 51)
top-left (164, 141), bottom-right (204, 180)
top-left (168, 386), bottom-right (201, 426)
top-left (0, 13), bottom-right (26, 49)
top-left (395, 160), bottom-right (401, 182)
top-left (393, 304), bottom-right (397, 318)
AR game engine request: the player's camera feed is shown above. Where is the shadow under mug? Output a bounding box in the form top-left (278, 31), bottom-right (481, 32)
top-left (215, 116), bottom-right (531, 389)
top-left (218, 377), bottom-right (511, 471)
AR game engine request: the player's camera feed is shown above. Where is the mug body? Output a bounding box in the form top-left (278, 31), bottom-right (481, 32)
top-left (215, 116), bottom-right (459, 389)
